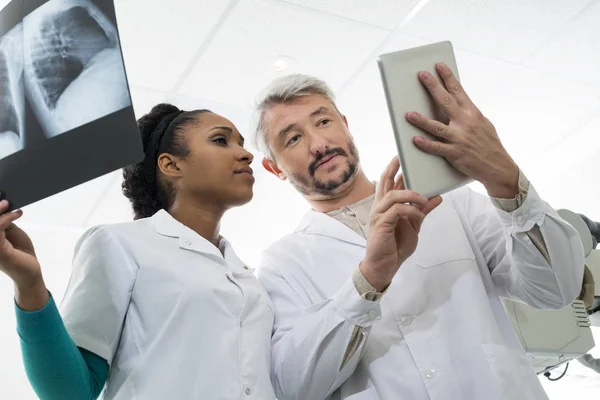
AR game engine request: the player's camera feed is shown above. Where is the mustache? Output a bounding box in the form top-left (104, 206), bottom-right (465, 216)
top-left (309, 147), bottom-right (348, 176)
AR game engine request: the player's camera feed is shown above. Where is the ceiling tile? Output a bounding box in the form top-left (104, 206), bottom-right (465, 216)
top-left (400, 0), bottom-right (593, 63)
top-left (336, 35), bottom-right (431, 178)
top-left (278, 0), bottom-right (425, 29)
top-left (84, 173), bottom-right (134, 226)
top-left (453, 49), bottom-right (519, 106)
top-left (177, 0), bottom-right (390, 109)
top-left (18, 224), bottom-right (85, 265)
top-left (477, 67), bottom-right (600, 168)
top-left (114, 0), bottom-right (231, 91)
top-left (166, 92), bottom-right (253, 137)
top-left (532, 114), bottom-right (600, 183)
top-left (523, 0), bottom-right (600, 85)
top-left (533, 145), bottom-right (600, 222)
top-left (129, 85), bottom-right (169, 119)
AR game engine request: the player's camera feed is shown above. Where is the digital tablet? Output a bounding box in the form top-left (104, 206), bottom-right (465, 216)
top-left (377, 41), bottom-right (472, 198)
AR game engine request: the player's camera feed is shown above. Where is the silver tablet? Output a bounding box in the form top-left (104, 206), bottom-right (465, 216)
top-left (377, 41), bottom-right (472, 198)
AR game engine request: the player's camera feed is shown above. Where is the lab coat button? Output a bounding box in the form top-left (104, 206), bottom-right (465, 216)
top-left (185, 240), bottom-right (192, 245)
top-left (516, 216), bottom-right (524, 225)
top-left (368, 310), bottom-right (377, 319)
top-left (245, 388), bottom-right (251, 395)
top-left (424, 369), bottom-right (437, 379)
top-left (400, 316), bottom-right (412, 326)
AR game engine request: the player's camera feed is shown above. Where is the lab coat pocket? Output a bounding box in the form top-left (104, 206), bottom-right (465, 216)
top-left (411, 213), bottom-right (476, 269)
top-left (481, 344), bottom-right (537, 400)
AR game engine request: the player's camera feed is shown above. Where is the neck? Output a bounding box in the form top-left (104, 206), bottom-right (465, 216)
top-left (308, 169), bottom-right (375, 213)
top-left (168, 196), bottom-right (225, 247)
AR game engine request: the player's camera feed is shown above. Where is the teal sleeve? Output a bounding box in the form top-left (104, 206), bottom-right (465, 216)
top-left (16, 293), bottom-right (109, 400)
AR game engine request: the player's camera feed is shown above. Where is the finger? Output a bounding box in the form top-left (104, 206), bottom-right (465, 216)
top-left (0, 199), bottom-right (9, 214)
top-left (413, 136), bottom-right (453, 157)
top-left (374, 190), bottom-right (428, 215)
top-left (419, 71), bottom-right (460, 117)
top-left (406, 113), bottom-right (455, 142)
top-left (380, 203), bottom-right (426, 226)
top-left (409, 196), bottom-right (443, 232)
top-left (422, 195), bottom-right (443, 216)
top-left (377, 156), bottom-right (400, 200)
top-left (436, 63), bottom-right (473, 108)
top-left (393, 173), bottom-right (405, 191)
top-left (0, 209), bottom-right (23, 231)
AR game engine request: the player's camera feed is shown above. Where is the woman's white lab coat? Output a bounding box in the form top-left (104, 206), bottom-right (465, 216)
top-left (60, 210), bottom-right (276, 399)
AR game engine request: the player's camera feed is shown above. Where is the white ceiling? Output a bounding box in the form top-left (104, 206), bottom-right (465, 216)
top-left (1, 0), bottom-right (599, 397)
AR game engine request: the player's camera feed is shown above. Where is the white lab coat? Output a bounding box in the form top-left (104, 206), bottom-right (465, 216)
top-left (258, 184), bottom-right (584, 400)
top-left (60, 210), bottom-right (276, 399)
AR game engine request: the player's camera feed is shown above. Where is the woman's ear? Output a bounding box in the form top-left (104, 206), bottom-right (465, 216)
top-left (157, 153), bottom-right (183, 178)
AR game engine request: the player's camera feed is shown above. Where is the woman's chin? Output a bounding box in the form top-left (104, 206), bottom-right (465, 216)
top-left (227, 189), bottom-right (254, 208)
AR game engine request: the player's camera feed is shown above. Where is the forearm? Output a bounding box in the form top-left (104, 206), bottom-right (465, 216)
top-left (490, 178), bottom-right (584, 308)
top-left (272, 278), bottom-right (379, 399)
top-left (16, 293), bottom-right (108, 400)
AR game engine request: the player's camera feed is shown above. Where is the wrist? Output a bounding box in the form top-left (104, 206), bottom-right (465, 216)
top-left (14, 276), bottom-right (49, 312)
top-left (359, 261), bottom-right (392, 293)
top-left (484, 162), bottom-right (520, 199)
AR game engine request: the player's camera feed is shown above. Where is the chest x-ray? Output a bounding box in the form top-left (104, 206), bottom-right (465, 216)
top-left (0, 0), bottom-right (142, 209)
top-left (22, 0), bottom-right (131, 139)
top-left (0, 0), bottom-right (130, 159)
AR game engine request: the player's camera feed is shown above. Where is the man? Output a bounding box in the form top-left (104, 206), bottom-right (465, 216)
top-left (252, 64), bottom-right (585, 400)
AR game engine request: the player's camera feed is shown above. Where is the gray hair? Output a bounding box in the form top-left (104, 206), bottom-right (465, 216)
top-left (252, 74), bottom-right (339, 160)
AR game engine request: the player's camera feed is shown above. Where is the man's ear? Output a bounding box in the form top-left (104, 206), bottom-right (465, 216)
top-left (262, 157), bottom-right (287, 181)
top-left (342, 114), bottom-right (354, 139)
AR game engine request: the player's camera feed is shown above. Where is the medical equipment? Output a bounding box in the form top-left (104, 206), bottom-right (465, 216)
top-left (503, 210), bottom-right (599, 376)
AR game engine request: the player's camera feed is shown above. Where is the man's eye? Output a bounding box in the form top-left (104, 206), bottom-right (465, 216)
top-left (287, 135), bottom-right (301, 146)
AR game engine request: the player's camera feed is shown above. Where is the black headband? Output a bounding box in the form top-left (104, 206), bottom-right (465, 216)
top-left (144, 110), bottom-right (186, 182)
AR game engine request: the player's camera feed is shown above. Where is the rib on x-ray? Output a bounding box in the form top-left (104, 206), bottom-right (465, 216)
top-left (32, 6), bottom-right (112, 109)
top-left (0, 25), bottom-right (25, 160)
top-left (23, 0), bottom-right (130, 138)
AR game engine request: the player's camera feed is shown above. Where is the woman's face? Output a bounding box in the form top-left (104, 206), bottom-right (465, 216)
top-left (161, 112), bottom-right (255, 209)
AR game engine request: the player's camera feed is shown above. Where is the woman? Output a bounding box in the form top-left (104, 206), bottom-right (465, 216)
top-left (0, 104), bottom-right (275, 399)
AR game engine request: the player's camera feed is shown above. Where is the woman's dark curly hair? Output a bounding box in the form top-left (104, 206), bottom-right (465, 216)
top-left (122, 103), bottom-right (211, 219)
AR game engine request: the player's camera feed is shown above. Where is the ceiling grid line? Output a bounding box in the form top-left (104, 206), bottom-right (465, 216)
top-left (518, 0), bottom-right (600, 65)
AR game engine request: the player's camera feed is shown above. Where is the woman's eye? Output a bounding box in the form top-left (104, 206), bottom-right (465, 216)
top-left (213, 137), bottom-right (227, 145)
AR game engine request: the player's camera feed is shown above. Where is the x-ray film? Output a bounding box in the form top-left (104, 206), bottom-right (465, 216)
top-left (0, 0), bottom-right (142, 209)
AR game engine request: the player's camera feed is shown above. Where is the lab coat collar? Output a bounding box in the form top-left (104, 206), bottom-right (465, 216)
top-left (296, 209), bottom-right (367, 247)
top-left (152, 209), bottom-right (248, 268)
